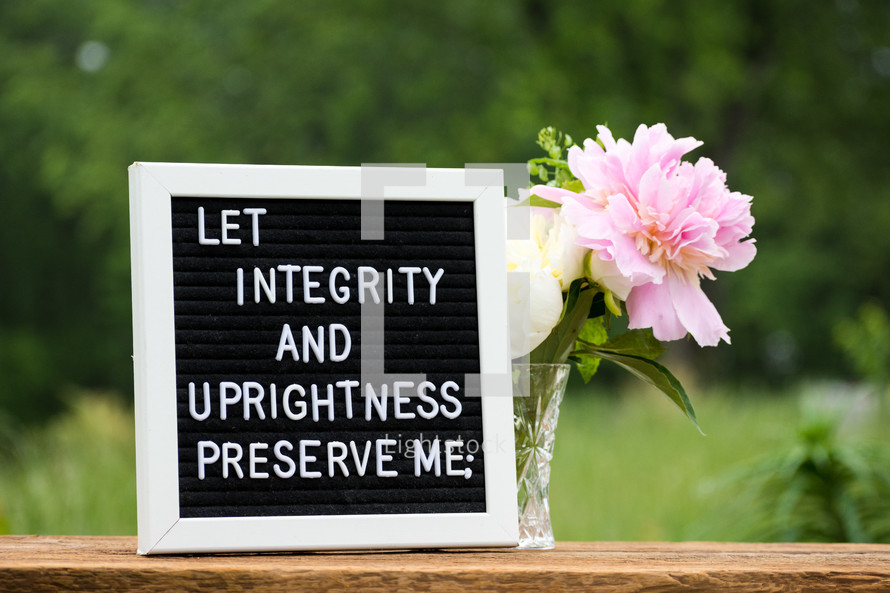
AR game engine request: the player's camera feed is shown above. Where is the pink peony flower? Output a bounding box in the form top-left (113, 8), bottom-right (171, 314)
top-left (533, 123), bottom-right (756, 346)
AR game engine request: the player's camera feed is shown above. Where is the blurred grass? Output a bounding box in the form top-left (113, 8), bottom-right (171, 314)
top-left (0, 384), bottom-right (887, 539)
top-left (550, 380), bottom-right (890, 542)
top-left (0, 394), bottom-right (136, 535)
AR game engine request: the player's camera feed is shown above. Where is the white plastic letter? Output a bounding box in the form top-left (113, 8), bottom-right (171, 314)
top-left (329, 267), bottom-right (350, 304)
top-left (222, 442), bottom-right (244, 479)
top-left (197, 207), bottom-right (220, 245)
top-left (398, 266), bottom-right (422, 305)
top-left (329, 323), bottom-right (351, 362)
top-left (376, 438), bottom-right (398, 477)
top-left (440, 380), bottom-right (462, 419)
top-left (327, 441), bottom-right (350, 477)
top-left (393, 381), bottom-right (416, 419)
top-left (219, 382), bottom-right (242, 420)
top-left (221, 210), bottom-right (241, 245)
top-left (275, 323), bottom-right (299, 361)
top-left (302, 265), bottom-right (325, 304)
top-left (357, 266), bottom-right (380, 304)
top-left (249, 442), bottom-right (269, 479)
top-left (197, 441), bottom-right (220, 479)
top-left (242, 207), bottom-right (267, 246)
top-left (311, 383), bottom-right (335, 422)
top-left (242, 381), bottom-right (265, 420)
top-left (445, 440), bottom-right (464, 477)
top-left (188, 381), bottom-right (212, 421)
top-left (423, 267), bottom-right (445, 304)
top-left (282, 384), bottom-right (307, 420)
top-left (254, 267), bottom-right (275, 304)
top-left (364, 383), bottom-right (388, 421)
top-left (273, 440), bottom-right (296, 478)
top-left (336, 379), bottom-right (358, 419)
top-left (413, 438), bottom-right (441, 477)
top-left (415, 381), bottom-right (438, 420)
top-left (236, 267), bottom-right (244, 306)
top-left (350, 441), bottom-right (372, 477)
top-left (299, 440), bottom-right (322, 478)
top-left (302, 325), bottom-right (325, 363)
top-left (276, 264), bottom-right (301, 303)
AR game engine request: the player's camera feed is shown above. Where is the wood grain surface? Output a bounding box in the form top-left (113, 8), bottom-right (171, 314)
top-left (1, 536), bottom-right (889, 592)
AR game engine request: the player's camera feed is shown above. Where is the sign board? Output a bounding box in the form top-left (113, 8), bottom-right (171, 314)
top-left (128, 162), bottom-right (517, 554)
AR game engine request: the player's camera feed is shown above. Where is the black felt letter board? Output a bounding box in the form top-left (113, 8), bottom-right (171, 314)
top-left (171, 197), bottom-right (485, 518)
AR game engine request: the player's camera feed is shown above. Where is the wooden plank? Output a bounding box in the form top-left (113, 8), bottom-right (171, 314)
top-left (1, 536), bottom-right (889, 592)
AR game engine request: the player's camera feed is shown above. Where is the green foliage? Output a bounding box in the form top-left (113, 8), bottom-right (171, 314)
top-left (834, 302), bottom-right (890, 387)
top-left (528, 126), bottom-right (576, 188)
top-left (707, 395), bottom-right (890, 542)
top-left (575, 331), bottom-right (700, 432)
top-left (538, 127), bottom-right (574, 161)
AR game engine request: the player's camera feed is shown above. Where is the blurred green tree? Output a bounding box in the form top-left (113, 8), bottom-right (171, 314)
top-left (1, 0), bottom-right (889, 420)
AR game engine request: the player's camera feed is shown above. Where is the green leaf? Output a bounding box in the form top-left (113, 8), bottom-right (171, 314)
top-left (561, 179), bottom-right (584, 193)
top-left (573, 317), bottom-right (608, 382)
top-left (579, 316), bottom-right (608, 344)
top-left (574, 346), bottom-right (702, 432)
top-left (585, 328), bottom-right (665, 360)
top-left (529, 280), bottom-right (595, 364)
top-left (571, 353), bottom-right (601, 382)
top-left (528, 194), bottom-right (561, 208)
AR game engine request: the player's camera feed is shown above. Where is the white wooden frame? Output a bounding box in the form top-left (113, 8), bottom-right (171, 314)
top-left (128, 162), bottom-right (517, 554)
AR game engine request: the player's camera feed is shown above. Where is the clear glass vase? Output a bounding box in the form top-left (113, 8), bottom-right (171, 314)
top-left (512, 363), bottom-right (571, 549)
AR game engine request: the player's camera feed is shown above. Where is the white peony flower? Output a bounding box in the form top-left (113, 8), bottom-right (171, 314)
top-left (526, 208), bottom-right (586, 291)
top-left (506, 207), bottom-right (587, 359)
top-left (507, 266), bottom-right (563, 359)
